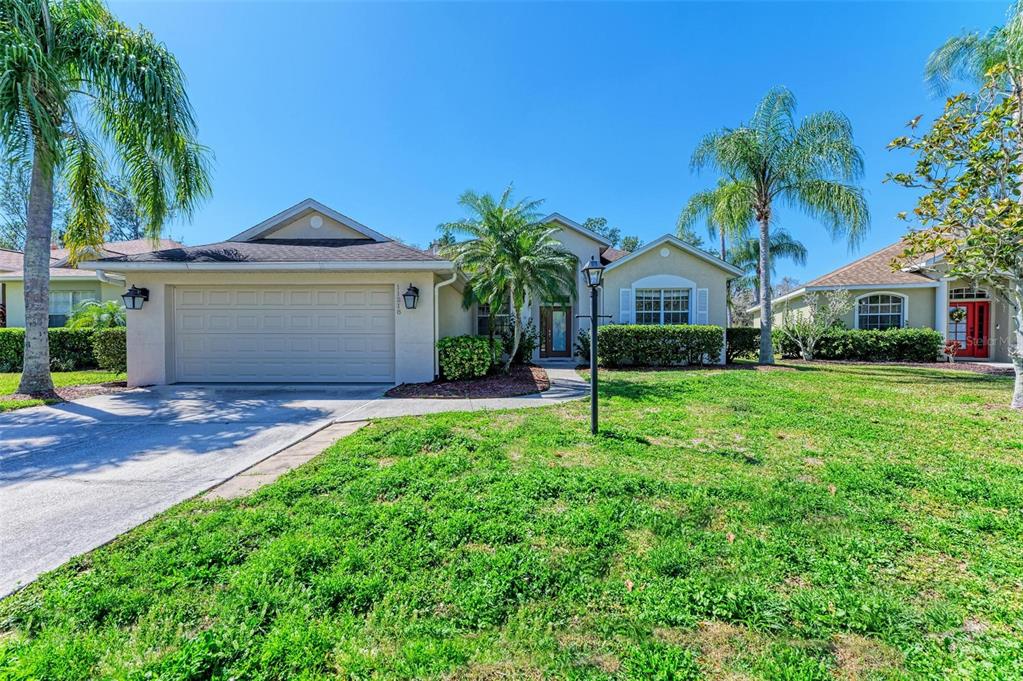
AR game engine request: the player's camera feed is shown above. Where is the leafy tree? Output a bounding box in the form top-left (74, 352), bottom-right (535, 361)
top-left (1, 0), bottom-right (211, 394)
top-left (778, 289), bottom-right (852, 361)
top-left (620, 235), bottom-right (641, 252)
top-left (691, 87), bottom-right (868, 363)
top-left (66, 299), bottom-right (125, 329)
top-left (774, 275), bottom-right (803, 297)
top-left (675, 223), bottom-right (706, 250)
top-left (440, 187), bottom-right (576, 371)
top-left (728, 229), bottom-right (808, 301)
top-left (582, 216), bottom-right (621, 247)
top-left (0, 157), bottom-right (70, 249)
top-left (889, 68), bottom-right (1023, 408)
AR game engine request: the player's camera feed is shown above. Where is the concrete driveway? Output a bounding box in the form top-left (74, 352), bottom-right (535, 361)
top-left (0, 384), bottom-right (385, 597)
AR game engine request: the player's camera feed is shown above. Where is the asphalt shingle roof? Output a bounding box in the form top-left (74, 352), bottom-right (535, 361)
top-left (804, 240), bottom-right (933, 288)
top-left (97, 239), bottom-right (444, 264)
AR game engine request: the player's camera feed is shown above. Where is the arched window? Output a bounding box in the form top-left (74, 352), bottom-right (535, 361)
top-left (856, 293), bottom-right (905, 330)
top-left (949, 286), bottom-right (989, 300)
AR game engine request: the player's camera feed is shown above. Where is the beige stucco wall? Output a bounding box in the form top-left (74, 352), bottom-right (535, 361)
top-left (437, 279), bottom-right (473, 338)
top-left (3, 278), bottom-right (123, 327)
top-left (120, 270), bottom-right (443, 387)
top-left (758, 286), bottom-right (937, 331)
top-left (269, 213), bottom-right (370, 240)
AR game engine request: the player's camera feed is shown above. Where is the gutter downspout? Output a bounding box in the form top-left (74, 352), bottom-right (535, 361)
top-left (94, 269), bottom-right (126, 286)
top-left (434, 271), bottom-right (458, 378)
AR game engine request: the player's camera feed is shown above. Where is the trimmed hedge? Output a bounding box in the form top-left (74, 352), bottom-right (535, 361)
top-left (0, 328), bottom-right (99, 371)
top-left (93, 328), bottom-right (127, 373)
top-left (437, 335), bottom-right (501, 381)
top-left (774, 327), bottom-right (943, 363)
top-left (726, 327), bottom-right (760, 363)
top-left (596, 324), bottom-right (724, 367)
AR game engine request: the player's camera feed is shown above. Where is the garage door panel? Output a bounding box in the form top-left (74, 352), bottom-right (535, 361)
top-left (174, 285), bottom-right (395, 382)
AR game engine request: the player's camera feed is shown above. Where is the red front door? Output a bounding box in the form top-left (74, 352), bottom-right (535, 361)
top-left (949, 301), bottom-right (991, 358)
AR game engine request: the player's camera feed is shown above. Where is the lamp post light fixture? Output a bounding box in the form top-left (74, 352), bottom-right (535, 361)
top-left (402, 284), bottom-right (420, 310)
top-left (581, 256), bottom-right (605, 435)
top-left (121, 285), bottom-right (149, 310)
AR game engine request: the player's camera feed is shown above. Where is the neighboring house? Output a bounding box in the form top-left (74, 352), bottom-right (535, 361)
top-left (749, 239), bottom-right (1018, 362)
top-left (83, 198), bottom-right (743, 387)
top-left (0, 239), bottom-right (181, 327)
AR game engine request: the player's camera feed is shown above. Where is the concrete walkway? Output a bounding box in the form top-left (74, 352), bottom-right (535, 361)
top-left (0, 367), bottom-right (585, 597)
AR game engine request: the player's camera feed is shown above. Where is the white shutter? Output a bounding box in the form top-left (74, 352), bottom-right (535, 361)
top-left (696, 288), bottom-right (709, 324)
top-left (619, 288), bottom-right (632, 324)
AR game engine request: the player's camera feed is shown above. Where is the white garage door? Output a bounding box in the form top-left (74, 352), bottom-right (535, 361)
top-left (174, 285), bottom-right (395, 382)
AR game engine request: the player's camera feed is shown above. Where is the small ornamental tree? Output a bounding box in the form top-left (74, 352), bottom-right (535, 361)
top-left (777, 289), bottom-right (852, 361)
top-left (888, 67), bottom-right (1023, 408)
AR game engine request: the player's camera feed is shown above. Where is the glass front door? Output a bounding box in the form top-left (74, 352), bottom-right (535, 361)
top-left (540, 305), bottom-right (571, 358)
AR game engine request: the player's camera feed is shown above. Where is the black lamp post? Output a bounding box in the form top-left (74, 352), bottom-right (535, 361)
top-left (581, 256), bottom-right (605, 434)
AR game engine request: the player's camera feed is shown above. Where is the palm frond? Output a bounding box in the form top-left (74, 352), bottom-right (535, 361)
top-left (788, 178), bottom-right (870, 248)
top-left (61, 129), bottom-right (108, 263)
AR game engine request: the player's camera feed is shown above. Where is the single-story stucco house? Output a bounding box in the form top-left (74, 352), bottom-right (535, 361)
top-left (0, 238), bottom-right (180, 327)
top-left (750, 239), bottom-right (1019, 362)
top-left (81, 198), bottom-right (743, 387)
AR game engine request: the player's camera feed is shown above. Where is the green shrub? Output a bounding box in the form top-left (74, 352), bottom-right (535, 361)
top-left (774, 327), bottom-right (943, 362)
top-left (726, 327), bottom-right (760, 362)
top-left (92, 328), bottom-right (127, 373)
top-left (596, 324), bottom-right (724, 367)
top-left (437, 335), bottom-right (500, 381)
top-left (501, 318), bottom-right (539, 365)
top-left (575, 329), bottom-right (590, 362)
top-left (0, 328), bottom-right (99, 371)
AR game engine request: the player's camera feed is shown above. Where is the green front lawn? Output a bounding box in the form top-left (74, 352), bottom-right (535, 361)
top-left (1, 364), bottom-right (1020, 679)
top-left (0, 370), bottom-right (122, 411)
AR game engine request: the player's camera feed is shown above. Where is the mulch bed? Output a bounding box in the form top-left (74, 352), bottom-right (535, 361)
top-left (386, 365), bottom-right (550, 399)
top-left (3, 381), bottom-right (131, 404)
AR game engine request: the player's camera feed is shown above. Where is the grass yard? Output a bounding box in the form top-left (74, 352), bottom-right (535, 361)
top-left (1, 364), bottom-right (1021, 679)
top-left (0, 370), bottom-right (123, 411)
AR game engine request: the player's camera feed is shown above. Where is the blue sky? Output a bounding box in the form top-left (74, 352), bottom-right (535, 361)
top-left (110, 0), bottom-right (1003, 282)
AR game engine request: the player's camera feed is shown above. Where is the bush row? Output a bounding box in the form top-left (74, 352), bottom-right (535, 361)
top-left (774, 327), bottom-right (943, 363)
top-left (726, 327), bottom-right (760, 362)
top-left (0, 328), bottom-right (97, 372)
top-left (437, 335), bottom-right (502, 380)
top-left (597, 324), bottom-right (724, 367)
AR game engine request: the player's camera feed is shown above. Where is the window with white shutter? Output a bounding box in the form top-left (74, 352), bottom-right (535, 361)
top-left (619, 288), bottom-right (632, 324)
top-left (696, 288), bottom-right (709, 324)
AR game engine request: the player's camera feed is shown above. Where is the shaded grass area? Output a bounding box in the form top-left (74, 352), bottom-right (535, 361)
top-left (0, 371), bottom-right (122, 411)
top-left (1, 364), bottom-right (1021, 679)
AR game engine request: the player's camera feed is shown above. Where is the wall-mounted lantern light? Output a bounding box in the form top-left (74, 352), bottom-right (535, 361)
top-left (402, 284), bottom-right (420, 310)
top-left (121, 285), bottom-right (149, 310)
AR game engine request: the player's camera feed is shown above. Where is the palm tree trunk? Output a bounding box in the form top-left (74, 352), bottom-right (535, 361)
top-left (505, 286), bottom-right (520, 373)
top-left (721, 230), bottom-right (731, 326)
top-left (758, 215), bottom-right (774, 364)
top-left (1010, 278), bottom-right (1023, 410)
top-left (18, 153), bottom-right (56, 395)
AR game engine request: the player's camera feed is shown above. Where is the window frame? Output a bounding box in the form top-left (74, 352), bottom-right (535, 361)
top-left (634, 288), bottom-right (691, 326)
top-left (476, 303), bottom-right (510, 337)
top-left (854, 292), bottom-right (907, 331)
top-left (48, 290), bottom-right (98, 327)
top-left (949, 286), bottom-right (989, 300)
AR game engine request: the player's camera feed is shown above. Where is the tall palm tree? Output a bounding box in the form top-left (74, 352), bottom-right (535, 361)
top-left (924, 2), bottom-right (1023, 96)
top-left (691, 87), bottom-right (868, 363)
top-left (1, 0), bottom-right (211, 394)
top-left (677, 178), bottom-right (752, 261)
top-left (727, 229), bottom-right (808, 301)
top-left (440, 187), bottom-right (576, 371)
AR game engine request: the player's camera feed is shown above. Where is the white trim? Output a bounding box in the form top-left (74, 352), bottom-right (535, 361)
top-left (541, 213), bottom-right (612, 247)
top-left (228, 198), bottom-right (389, 242)
top-left (853, 291), bottom-right (908, 330)
top-left (0, 272), bottom-right (113, 282)
top-left (605, 234), bottom-right (745, 276)
top-left (78, 260), bottom-right (455, 273)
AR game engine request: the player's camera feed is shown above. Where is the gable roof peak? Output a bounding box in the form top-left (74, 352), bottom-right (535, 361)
top-left (229, 198), bottom-right (389, 243)
top-left (540, 212), bottom-right (612, 247)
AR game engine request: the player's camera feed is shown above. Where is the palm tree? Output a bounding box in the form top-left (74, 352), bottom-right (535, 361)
top-left (924, 2), bottom-right (1022, 96)
top-left (691, 87), bottom-right (868, 363)
top-left (66, 299), bottom-right (125, 329)
top-left (1, 0), bottom-right (211, 394)
top-left (677, 178), bottom-right (752, 261)
top-left (440, 188), bottom-right (576, 371)
top-left (727, 229), bottom-right (808, 301)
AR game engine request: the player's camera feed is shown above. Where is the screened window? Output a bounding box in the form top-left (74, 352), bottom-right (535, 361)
top-left (949, 286), bottom-right (988, 300)
top-left (856, 294), bottom-right (904, 330)
top-left (476, 304), bottom-right (510, 336)
top-left (48, 290), bottom-right (96, 327)
top-left (634, 288), bottom-right (690, 325)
